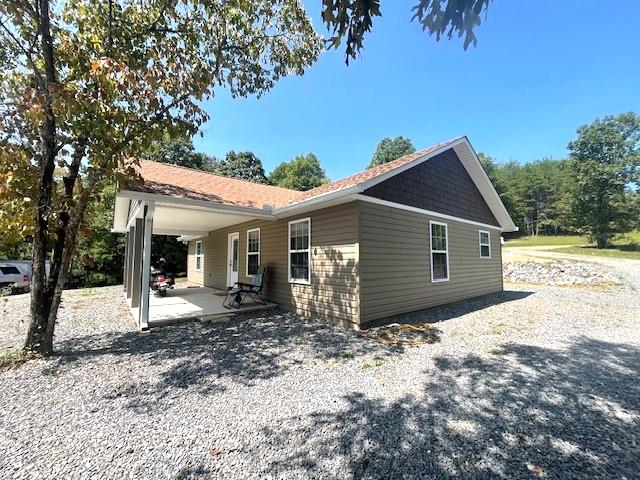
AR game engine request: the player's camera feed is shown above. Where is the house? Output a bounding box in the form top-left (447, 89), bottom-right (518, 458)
top-left (113, 136), bottom-right (517, 329)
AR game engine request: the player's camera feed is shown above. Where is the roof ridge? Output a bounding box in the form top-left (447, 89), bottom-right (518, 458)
top-left (140, 159), bottom-right (302, 194)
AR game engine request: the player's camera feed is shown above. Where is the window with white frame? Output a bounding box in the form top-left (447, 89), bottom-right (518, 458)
top-left (246, 228), bottom-right (260, 276)
top-left (479, 230), bottom-right (491, 258)
top-left (430, 221), bottom-right (449, 282)
top-left (195, 240), bottom-right (203, 271)
top-left (288, 218), bottom-right (311, 284)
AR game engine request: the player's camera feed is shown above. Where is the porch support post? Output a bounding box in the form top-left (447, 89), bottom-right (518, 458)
top-left (125, 226), bottom-right (135, 298)
top-left (139, 201), bottom-right (155, 330)
top-left (122, 232), bottom-right (129, 292)
top-left (130, 218), bottom-right (143, 308)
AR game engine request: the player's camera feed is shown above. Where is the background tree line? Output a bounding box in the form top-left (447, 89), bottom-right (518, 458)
top-left (4, 115), bottom-right (639, 292)
top-left (0, 0), bottom-right (544, 355)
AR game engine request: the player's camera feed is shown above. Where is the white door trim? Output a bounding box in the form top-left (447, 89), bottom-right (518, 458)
top-left (227, 232), bottom-right (240, 287)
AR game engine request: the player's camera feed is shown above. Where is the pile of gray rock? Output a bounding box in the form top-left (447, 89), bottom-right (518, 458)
top-left (504, 260), bottom-right (620, 286)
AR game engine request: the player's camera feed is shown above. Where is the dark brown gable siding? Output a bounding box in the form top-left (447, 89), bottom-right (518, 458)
top-left (363, 148), bottom-right (499, 226)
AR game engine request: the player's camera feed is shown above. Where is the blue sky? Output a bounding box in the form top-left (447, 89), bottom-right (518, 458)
top-left (194, 0), bottom-right (640, 181)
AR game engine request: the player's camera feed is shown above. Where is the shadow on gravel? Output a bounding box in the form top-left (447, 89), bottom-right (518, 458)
top-left (48, 310), bottom-right (406, 408)
top-left (383, 289), bottom-right (535, 325)
top-left (263, 338), bottom-right (640, 479)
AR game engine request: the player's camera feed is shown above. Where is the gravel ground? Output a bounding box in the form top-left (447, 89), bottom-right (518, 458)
top-left (1, 266), bottom-right (639, 479)
top-left (503, 260), bottom-right (621, 286)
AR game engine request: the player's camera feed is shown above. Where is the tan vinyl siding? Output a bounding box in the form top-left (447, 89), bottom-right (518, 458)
top-left (187, 237), bottom-right (213, 285)
top-left (358, 201), bottom-right (503, 325)
top-left (189, 203), bottom-right (360, 327)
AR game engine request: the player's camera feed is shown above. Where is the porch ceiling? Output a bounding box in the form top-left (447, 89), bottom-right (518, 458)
top-left (151, 203), bottom-right (259, 237)
top-left (113, 191), bottom-right (276, 238)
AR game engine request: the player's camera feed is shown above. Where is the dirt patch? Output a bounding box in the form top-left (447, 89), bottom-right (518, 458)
top-left (363, 323), bottom-right (441, 346)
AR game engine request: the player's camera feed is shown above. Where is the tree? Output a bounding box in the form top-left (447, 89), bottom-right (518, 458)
top-left (567, 113), bottom-right (640, 248)
top-left (67, 183), bottom-right (125, 288)
top-left (479, 153), bottom-right (575, 237)
top-left (368, 136), bottom-right (416, 168)
top-left (0, 0), bottom-right (322, 355)
top-left (214, 151), bottom-right (270, 184)
top-left (146, 135), bottom-right (218, 172)
top-left (0, 147), bottom-right (36, 259)
top-left (322, 0), bottom-right (492, 63)
top-left (269, 153), bottom-right (329, 191)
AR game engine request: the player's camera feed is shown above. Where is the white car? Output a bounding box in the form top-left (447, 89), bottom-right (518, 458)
top-left (0, 262), bottom-right (30, 294)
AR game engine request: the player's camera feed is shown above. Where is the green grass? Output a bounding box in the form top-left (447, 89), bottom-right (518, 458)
top-left (504, 231), bottom-right (640, 250)
top-left (504, 231), bottom-right (640, 260)
top-left (621, 231), bottom-right (640, 243)
top-left (0, 348), bottom-right (38, 370)
top-left (80, 288), bottom-right (100, 297)
top-left (554, 245), bottom-right (640, 260)
top-left (362, 357), bottom-right (385, 369)
top-left (504, 235), bottom-right (587, 247)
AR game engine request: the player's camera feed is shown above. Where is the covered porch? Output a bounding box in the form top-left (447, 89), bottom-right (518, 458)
top-left (113, 191), bottom-right (278, 329)
top-left (131, 286), bottom-right (277, 326)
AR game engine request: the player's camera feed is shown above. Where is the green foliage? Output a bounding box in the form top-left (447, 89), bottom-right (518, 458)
top-left (368, 136), bottom-right (416, 169)
top-left (150, 236), bottom-right (187, 276)
top-left (67, 183), bottom-right (125, 288)
top-left (566, 112), bottom-right (640, 248)
top-left (68, 183), bottom-right (187, 288)
top-left (0, 347), bottom-right (38, 370)
top-left (1, 0), bottom-right (324, 353)
top-left (214, 151), bottom-right (270, 184)
top-left (146, 136), bottom-right (218, 172)
top-left (269, 153), bottom-right (329, 191)
top-left (480, 154), bottom-right (574, 236)
top-left (322, 0), bottom-right (491, 63)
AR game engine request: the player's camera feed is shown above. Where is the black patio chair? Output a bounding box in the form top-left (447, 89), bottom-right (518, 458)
top-left (223, 265), bottom-right (269, 309)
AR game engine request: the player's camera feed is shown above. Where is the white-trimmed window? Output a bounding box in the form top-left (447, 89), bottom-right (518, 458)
top-left (430, 221), bottom-right (449, 282)
top-left (246, 228), bottom-right (261, 276)
top-left (195, 240), bottom-right (203, 272)
top-left (288, 218), bottom-right (311, 284)
top-left (479, 230), bottom-right (491, 258)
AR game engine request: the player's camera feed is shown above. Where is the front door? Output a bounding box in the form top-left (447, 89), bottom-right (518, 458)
top-left (227, 232), bottom-right (239, 287)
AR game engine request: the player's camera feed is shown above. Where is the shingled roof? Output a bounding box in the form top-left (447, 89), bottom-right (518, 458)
top-left (294, 138), bottom-right (462, 202)
top-left (131, 138), bottom-right (463, 210)
top-left (130, 160), bottom-right (305, 209)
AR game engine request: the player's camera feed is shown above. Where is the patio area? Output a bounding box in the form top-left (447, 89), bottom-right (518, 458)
top-left (130, 286), bottom-right (277, 326)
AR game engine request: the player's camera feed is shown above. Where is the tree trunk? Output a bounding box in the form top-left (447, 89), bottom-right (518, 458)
top-left (25, 0), bottom-right (58, 355)
top-left (596, 234), bottom-right (608, 249)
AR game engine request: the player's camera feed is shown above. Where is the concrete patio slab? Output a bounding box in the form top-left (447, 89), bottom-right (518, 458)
top-left (130, 286), bottom-right (277, 326)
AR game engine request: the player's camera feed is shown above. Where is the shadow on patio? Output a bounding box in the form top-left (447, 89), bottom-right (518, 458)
top-left (260, 337), bottom-right (640, 479)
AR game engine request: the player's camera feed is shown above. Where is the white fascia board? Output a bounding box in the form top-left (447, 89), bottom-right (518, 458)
top-left (125, 200), bottom-right (143, 231)
top-left (355, 195), bottom-right (505, 231)
top-left (177, 234), bottom-right (209, 242)
top-left (154, 229), bottom-right (209, 237)
top-left (272, 138), bottom-right (467, 219)
top-left (113, 195), bottom-right (132, 233)
top-left (453, 138), bottom-right (519, 232)
top-left (116, 190), bottom-right (277, 220)
top-left (273, 186), bottom-right (362, 218)
top-left (274, 136), bottom-right (518, 233)
top-left (358, 137), bottom-right (467, 191)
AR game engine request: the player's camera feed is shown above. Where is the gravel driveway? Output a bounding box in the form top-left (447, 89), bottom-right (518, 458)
top-left (1, 260), bottom-right (639, 479)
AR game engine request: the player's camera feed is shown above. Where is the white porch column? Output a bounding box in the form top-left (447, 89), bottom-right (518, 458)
top-left (129, 219), bottom-right (144, 306)
top-left (139, 201), bottom-right (155, 330)
top-left (122, 232), bottom-right (129, 292)
top-left (124, 226), bottom-right (134, 297)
